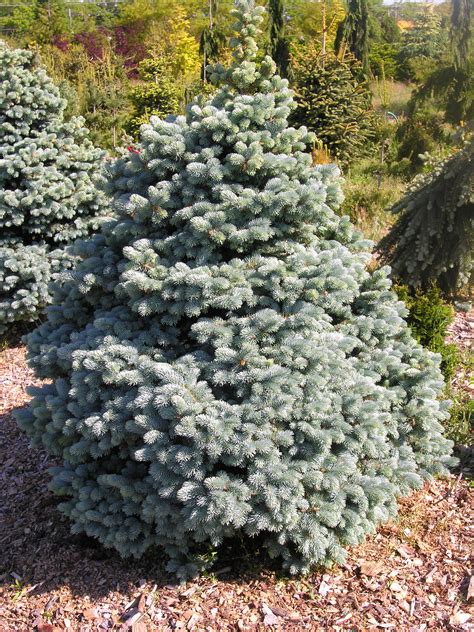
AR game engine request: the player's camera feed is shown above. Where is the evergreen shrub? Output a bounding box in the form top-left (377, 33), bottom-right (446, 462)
top-left (394, 285), bottom-right (459, 381)
top-left (0, 42), bottom-right (106, 335)
top-left (17, 1), bottom-right (454, 579)
top-left (291, 46), bottom-right (374, 164)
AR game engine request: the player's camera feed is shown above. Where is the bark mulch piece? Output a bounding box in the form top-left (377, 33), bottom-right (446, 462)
top-left (1, 346), bottom-right (473, 632)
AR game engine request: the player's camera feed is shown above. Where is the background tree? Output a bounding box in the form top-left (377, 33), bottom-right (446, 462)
top-left (291, 45), bottom-right (374, 164)
top-left (334, 0), bottom-right (370, 75)
top-left (200, 0), bottom-right (227, 81)
top-left (268, 0), bottom-right (291, 77)
top-left (0, 42), bottom-right (106, 334)
top-left (0, 0), bottom-right (38, 37)
top-left (128, 7), bottom-right (201, 135)
top-left (283, 0), bottom-right (345, 46)
top-left (409, 0), bottom-right (473, 125)
top-left (451, 0), bottom-right (471, 71)
top-left (39, 37), bottom-right (132, 150)
top-left (367, 0), bottom-right (401, 78)
top-left (16, 1), bottom-right (453, 581)
top-left (397, 7), bottom-right (447, 81)
top-left (32, 0), bottom-right (70, 43)
top-left (378, 139), bottom-right (474, 294)
top-left (128, 59), bottom-right (183, 136)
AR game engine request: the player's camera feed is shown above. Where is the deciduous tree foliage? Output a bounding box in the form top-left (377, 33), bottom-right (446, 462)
top-left (378, 139), bottom-right (474, 294)
top-left (0, 42), bottom-right (106, 334)
top-left (18, 1), bottom-right (453, 579)
top-left (128, 9), bottom-right (201, 136)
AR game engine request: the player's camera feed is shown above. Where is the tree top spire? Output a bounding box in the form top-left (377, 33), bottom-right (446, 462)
top-left (208, 0), bottom-right (281, 94)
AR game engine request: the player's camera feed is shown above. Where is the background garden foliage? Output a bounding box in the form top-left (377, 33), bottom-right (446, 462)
top-left (17, 2), bottom-right (455, 580)
top-left (0, 42), bottom-right (106, 334)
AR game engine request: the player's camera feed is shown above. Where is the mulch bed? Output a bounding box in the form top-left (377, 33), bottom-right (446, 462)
top-left (0, 335), bottom-right (473, 631)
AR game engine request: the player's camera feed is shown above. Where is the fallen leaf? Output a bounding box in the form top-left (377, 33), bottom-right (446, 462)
top-left (36, 624), bottom-right (53, 632)
top-left (123, 594), bottom-right (144, 613)
top-left (43, 596), bottom-right (58, 613)
top-left (187, 613), bottom-right (200, 630)
top-left (269, 605), bottom-right (289, 618)
top-left (318, 580), bottom-right (330, 596)
top-left (137, 594), bottom-right (146, 613)
top-left (262, 603), bottom-right (279, 626)
top-left (396, 546), bottom-right (411, 559)
top-left (269, 605), bottom-right (300, 621)
top-left (449, 611), bottom-right (471, 626)
top-left (82, 608), bottom-right (98, 620)
top-left (360, 560), bottom-right (384, 576)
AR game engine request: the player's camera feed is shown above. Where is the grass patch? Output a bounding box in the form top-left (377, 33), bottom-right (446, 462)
top-left (371, 80), bottom-right (413, 117)
top-left (340, 159), bottom-right (405, 242)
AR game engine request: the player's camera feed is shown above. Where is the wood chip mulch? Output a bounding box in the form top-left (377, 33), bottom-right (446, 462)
top-left (0, 343), bottom-right (473, 632)
top-left (447, 309), bottom-right (474, 399)
top-left (446, 309), bottom-right (473, 353)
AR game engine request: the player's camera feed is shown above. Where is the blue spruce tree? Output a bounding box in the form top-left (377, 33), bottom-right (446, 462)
top-left (0, 42), bottom-right (106, 335)
top-left (17, 1), bottom-right (454, 579)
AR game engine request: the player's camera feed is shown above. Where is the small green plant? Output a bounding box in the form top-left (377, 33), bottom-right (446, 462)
top-left (395, 285), bottom-right (458, 380)
top-left (394, 285), bottom-right (472, 446)
top-left (446, 390), bottom-right (473, 445)
top-left (11, 578), bottom-right (25, 603)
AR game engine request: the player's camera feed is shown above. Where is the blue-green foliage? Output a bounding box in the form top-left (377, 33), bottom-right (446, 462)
top-left (0, 43), bottom-right (106, 334)
top-left (17, 1), bottom-right (454, 579)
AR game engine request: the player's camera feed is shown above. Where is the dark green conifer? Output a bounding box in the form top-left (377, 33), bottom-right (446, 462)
top-left (200, 0), bottom-right (227, 81)
top-left (378, 139), bottom-right (474, 294)
top-left (334, 0), bottom-right (370, 75)
top-left (291, 47), bottom-right (374, 164)
top-left (268, 0), bottom-right (291, 78)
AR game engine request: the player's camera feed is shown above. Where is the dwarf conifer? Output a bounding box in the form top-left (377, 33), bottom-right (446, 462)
top-left (17, 1), bottom-right (454, 579)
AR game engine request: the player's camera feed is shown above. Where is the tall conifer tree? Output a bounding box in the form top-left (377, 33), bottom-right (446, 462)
top-left (200, 0), bottom-right (227, 81)
top-left (451, 0), bottom-right (471, 72)
top-left (268, 0), bottom-right (291, 78)
top-left (17, 0), bottom-right (453, 579)
top-left (335, 0), bottom-right (370, 74)
top-left (408, 0), bottom-right (472, 125)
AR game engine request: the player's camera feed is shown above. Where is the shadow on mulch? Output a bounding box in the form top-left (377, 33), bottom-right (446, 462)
top-left (0, 321), bottom-right (38, 350)
top-left (453, 445), bottom-right (474, 481)
top-left (0, 406), bottom-right (286, 603)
